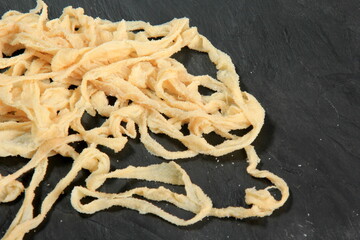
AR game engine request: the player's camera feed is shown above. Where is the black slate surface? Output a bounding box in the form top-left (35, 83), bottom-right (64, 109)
top-left (1, 0), bottom-right (360, 239)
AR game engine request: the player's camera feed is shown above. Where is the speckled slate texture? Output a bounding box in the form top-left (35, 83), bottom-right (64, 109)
top-left (0, 0), bottom-right (359, 239)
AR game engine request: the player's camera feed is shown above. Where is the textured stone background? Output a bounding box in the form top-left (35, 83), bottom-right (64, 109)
top-left (0, 0), bottom-right (359, 239)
